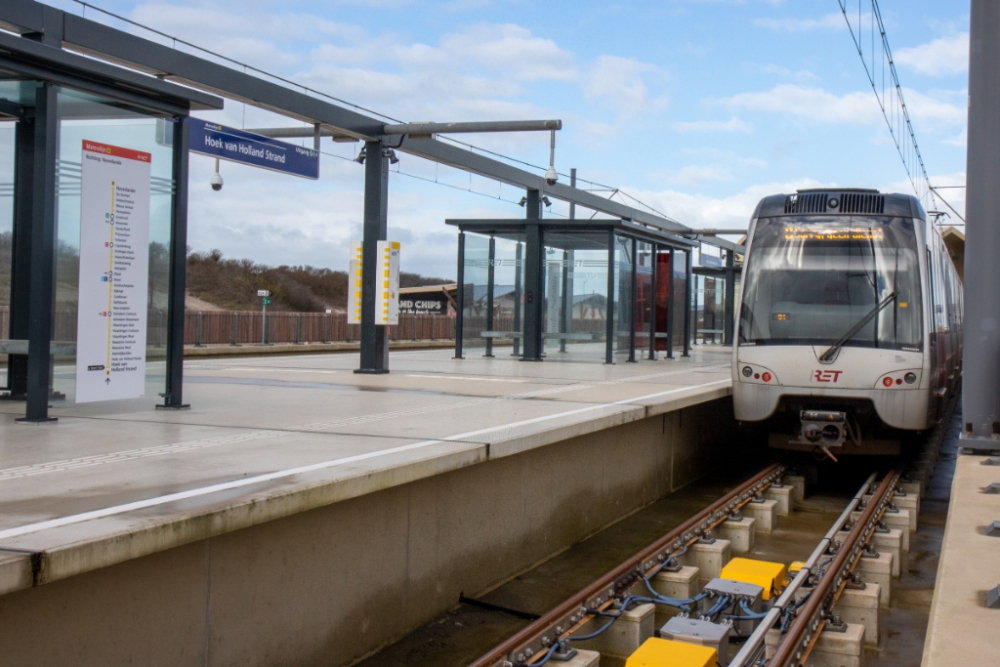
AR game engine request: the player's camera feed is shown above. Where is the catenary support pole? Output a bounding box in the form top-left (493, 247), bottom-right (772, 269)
top-left (963, 0), bottom-right (1000, 446)
top-left (160, 116), bottom-right (190, 409)
top-left (357, 139), bottom-right (390, 374)
top-left (20, 83), bottom-right (58, 422)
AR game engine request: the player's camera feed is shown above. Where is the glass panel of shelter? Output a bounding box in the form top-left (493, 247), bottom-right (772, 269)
top-left (540, 230), bottom-right (611, 362)
top-left (0, 79), bottom-right (176, 405)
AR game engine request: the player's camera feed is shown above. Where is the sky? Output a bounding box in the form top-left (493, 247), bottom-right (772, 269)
top-left (42, 0), bottom-right (970, 279)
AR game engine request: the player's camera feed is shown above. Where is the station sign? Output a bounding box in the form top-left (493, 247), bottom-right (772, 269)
top-left (257, 290), bottom-right (271, 297)
top-left (187, 118), bottom-right (319, 180)
top-left (699, 253), bottom-right (724, 269)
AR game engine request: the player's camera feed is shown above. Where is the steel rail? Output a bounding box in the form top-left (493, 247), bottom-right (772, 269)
top-left (728, 472), bottom-right (878, 667)
top-left (466, 462), bottom-right (787, 667)
top-left (768, 469), bottom-right (900, 667)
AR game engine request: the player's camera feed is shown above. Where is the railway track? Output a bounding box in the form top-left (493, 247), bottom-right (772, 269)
top-left (465, 464), bottom-right (907, 667)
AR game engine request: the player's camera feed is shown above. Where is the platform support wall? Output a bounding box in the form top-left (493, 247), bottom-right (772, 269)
top-left (963, 0), bottom-right (1000, 442)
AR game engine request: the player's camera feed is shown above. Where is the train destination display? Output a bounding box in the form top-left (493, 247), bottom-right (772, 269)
top-left (75, 140), bottom-right (151, 403)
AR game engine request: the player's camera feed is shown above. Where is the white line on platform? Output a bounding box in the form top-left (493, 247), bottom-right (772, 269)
top-left (0, 380), bottom-right (730, 542)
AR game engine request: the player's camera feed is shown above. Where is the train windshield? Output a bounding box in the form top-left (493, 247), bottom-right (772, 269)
top-left (739, 216), bottom-right (922, 350)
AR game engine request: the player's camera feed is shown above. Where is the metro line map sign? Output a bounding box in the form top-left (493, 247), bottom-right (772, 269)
top-left (75, 140), bottom-right (151, 403)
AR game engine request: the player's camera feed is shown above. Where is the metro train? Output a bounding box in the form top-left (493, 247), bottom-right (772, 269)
top-left (732, 189), bottom-right (963, 457)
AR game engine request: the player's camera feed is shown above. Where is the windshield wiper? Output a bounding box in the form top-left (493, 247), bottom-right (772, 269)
top-left (819, 291), bottom-right (897, 363)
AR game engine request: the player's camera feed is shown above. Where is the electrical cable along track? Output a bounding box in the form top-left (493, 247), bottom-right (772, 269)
top-left (462, 465), bottom-right (910, 667)
top-left (459, 395), bottom-right (962, 667)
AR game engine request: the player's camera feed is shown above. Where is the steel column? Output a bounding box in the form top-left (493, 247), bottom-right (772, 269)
top-left (521, 190), bottom-right (544, 361)
top-left (724, 249), bottom-right (735, 346)
top-left (356, 139), bottom-right (390, 374)
top-left (648, 244), bottom-right (657, 360)
top-left (5, 114), bottom-right (34, 399)
top-left (485, 236), bottom-right (495, 358)
top-left (454, 231), bottom-right (465, 359)
top-left (667, 248), bottom-right (675, 359)
top-left (160, 116), bottom-right (190, 409)
top-left (628, 237), bottom-right (637, 362)
top-left (963, 0), bottom-right (1000, 446)
top-left (683, 249), bottom-right (692, 357)
top-left (512, 241), bottom-right (522, 357)
top-left (19, 83), bottom-right (58, 422)
top-left (559, 249), bottom-right (569, 353)
top-left (605, 229), bottom-right (615, 365)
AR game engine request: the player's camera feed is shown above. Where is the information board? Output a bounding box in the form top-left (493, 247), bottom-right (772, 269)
top-left (75, 140), bottom-right (151, 403)
top-left (376, 241), bottom-right (400, 325)
top-left (188, 118), bottom-right (319, 180)
top-left (347, 241), bottom-right (362, 324)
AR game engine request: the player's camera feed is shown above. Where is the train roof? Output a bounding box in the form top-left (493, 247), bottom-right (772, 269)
top-left (752, 190), bottom-right (925, 220)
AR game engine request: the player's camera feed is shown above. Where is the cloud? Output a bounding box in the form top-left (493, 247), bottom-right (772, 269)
top-left (674, 117), bottom-right (752, 133)
top-left (753, 12), bottom-right (845, 32)
top-left (673, 164), bottom-right (733, 186)
top-left (718, 84), bottom-right (878, 123)
top-left (760, 64), bottom-right (818, 81)
top-left (943, 129), bottom-right (967, 147)
top-left (619, 179), bottom-right (832, 231)
top-left (895, 33), bottom-right (968, 77)
top-left (716, 84), bottom-right (965, 130)
top-left (583, 55), bottom-right (667, 114)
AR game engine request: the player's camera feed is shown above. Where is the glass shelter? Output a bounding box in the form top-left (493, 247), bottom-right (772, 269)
top-left (449, 216), bottom-right (697, 364)
top-left (0, 34), bottom-right (222, 421)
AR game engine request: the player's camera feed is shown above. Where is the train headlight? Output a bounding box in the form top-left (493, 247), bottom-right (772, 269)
top-left (904, 372), bottom-right (917, 384)
top-left (882, 377), bottom-right (894, 387)
top-left (742, 366), bottom-right (753, 377)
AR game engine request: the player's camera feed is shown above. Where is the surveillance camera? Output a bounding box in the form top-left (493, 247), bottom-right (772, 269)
top-left (210, 171), bottom-right (223, 191)
top-left (544, 166), bottom-right (558, 187)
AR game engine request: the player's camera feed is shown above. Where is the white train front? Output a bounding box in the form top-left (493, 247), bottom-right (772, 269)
top-left (732, 190), bottom-right (962, 456)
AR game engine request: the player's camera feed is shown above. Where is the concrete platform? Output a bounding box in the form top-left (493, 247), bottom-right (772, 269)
top-left (0, 346), bottom-right (735, 667)
top-left (922, 450), bottom-right (1000, 666)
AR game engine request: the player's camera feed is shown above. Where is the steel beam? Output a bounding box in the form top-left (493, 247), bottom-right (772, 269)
top-left (19, 82), bottom-right (57, 423)
top-left (963, 0), bottom-right (1000, 444)
top-left (383, 120), bottom-right (560, 135)
top-left (356, 140), bottom-right (390, 374)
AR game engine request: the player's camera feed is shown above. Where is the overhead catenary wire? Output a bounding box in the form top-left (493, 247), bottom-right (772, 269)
top-left (837, 0), bottom-right (938, 210)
